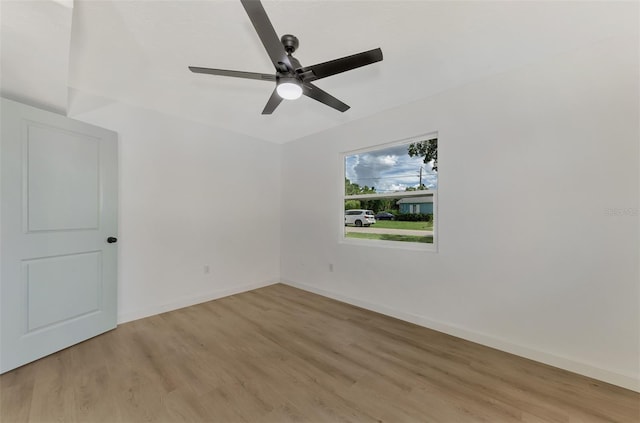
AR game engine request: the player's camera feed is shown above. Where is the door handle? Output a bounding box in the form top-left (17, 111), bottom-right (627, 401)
top-left (107, 237), bottom-right (118, 244)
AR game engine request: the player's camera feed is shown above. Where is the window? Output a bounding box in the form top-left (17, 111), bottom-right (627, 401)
top-left (342, 135), bottom-right (438, 249)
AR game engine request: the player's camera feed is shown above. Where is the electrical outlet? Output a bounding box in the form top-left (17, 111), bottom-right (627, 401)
top-left (203, 265), bottom-right (210, 274)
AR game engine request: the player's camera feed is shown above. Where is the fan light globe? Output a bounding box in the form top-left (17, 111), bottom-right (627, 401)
top-left (277, 82), bottom-right (302, 100)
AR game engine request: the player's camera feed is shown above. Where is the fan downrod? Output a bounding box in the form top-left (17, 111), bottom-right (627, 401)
top-left (281, 34), bottom-right (299, 54)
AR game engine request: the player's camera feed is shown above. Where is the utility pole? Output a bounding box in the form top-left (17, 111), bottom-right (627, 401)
top-left (419, 166), bottom-right (423, 188)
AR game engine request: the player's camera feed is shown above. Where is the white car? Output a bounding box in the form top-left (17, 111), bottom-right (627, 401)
top-left (345, 209), bottom-right (376, 227)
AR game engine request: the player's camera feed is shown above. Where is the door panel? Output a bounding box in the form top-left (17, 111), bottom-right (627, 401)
top-left (1, 98), bottom-right (118, 373)
top-left (25, 251), bottom-right (101, 332)
top-left (26, 123), bottom-right (100, 232)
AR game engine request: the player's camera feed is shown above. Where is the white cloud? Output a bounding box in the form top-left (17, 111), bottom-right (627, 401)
top-left (378, 155), bottom-right (398, 166)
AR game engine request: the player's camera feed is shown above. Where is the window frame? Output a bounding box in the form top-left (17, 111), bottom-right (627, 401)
top-left (339, 133), bottom-right (439, 252)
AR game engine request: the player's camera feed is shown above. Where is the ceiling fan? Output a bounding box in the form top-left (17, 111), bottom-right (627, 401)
top-left (189, 0), bottom-right (383, 114)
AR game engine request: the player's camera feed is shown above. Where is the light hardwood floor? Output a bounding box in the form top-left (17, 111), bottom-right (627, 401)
top-left (1, 283), bottom-right (638, 422)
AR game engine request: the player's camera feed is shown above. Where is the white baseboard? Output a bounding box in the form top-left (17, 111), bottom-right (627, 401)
top-left (117, 278), bottom-right (279, 324)
top-left (281, 278), bottom-right (640, 393)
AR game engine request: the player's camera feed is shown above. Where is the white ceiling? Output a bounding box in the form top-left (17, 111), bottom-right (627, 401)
top-left (2, 1), bottom-right (637, 143)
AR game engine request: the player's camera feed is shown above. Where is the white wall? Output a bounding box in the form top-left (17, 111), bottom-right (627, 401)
top-left (281, 34), bottom-right (639, 391)
top-left (73, 100), bottom-right (281, 323)
top-left (0, 0), bottom-right (73, 114)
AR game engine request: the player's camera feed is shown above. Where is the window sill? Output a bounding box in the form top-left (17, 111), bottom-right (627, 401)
top-left (339, 236), bottom-right (438, 252)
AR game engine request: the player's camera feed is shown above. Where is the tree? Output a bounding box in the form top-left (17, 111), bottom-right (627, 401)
top-left (345, 178), bottom-right (388, 212)
top-left (344, 199), bottom-right (361, 210)
top-left (408, 138), bottom-right (438, 171)
top-left (345, 178), bottom-right (376, 195)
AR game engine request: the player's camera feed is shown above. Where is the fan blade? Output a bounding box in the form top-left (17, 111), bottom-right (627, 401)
top-left (262, 88), bottom-right (283, 114)
top-left (297, 48), bottom-right (383, 82)
top-left (240, 0), bottom-right (292, 71)
top-left (189, 67), bottom-right (275, 81)
top-left (302, 83), bottom-right (350, 112)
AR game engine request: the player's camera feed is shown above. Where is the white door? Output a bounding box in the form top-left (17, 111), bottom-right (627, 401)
top-left (1, 98), bottom-right (118, 373)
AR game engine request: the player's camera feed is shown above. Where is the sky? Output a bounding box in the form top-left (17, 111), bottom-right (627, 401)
top-left (345, 142), bottom-right (438, 193)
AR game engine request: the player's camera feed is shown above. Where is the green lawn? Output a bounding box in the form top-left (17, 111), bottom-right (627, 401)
top-left (373, 220), bottom-right (433, 230)
top-left (346, 232), bottom-right (434, 243)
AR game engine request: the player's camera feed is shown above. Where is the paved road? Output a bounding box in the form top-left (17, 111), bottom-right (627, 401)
top-left (345, 226), bottom-right (433, 236)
